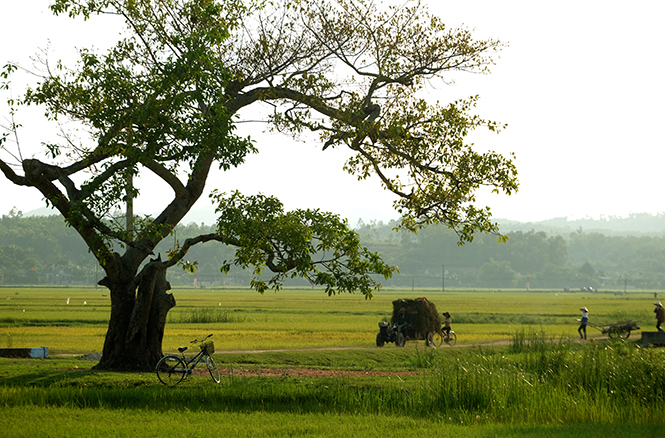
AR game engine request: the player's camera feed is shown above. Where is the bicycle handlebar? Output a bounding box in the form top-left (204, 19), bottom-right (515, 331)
top-left (191, 334), bottom-right (214, 343)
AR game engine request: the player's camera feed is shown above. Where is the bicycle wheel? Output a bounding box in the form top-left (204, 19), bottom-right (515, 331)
top-left (156, 355), bottom-right (187, 385)
top-left (206, 355), bottom-right (221, 383)
top-left (446, 332), bottom-right (457, 347)
top-left (432, 331), bottom-right (444, 347)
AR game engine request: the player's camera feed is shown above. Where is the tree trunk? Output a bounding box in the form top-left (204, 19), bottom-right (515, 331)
top-left (94, 259), bottom-right (175, 372)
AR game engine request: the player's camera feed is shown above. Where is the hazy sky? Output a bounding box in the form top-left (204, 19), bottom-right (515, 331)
top-left (2, 1), bottom-right (664, 226)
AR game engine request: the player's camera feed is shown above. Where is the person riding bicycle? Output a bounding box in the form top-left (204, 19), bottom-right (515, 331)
top-left (442, 312), bottom-right (452, 340)
top-left (394, 307), bottom-right (412, 334)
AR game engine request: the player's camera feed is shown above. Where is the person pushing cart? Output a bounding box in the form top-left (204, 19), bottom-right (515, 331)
top-left (577, 307), bottom-right (589, 340)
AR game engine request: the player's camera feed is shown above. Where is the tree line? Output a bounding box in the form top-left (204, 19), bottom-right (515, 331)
top-left (3, 209), bottom-right (665, 291)
top-left (355, 218), bottom-right (665, 290)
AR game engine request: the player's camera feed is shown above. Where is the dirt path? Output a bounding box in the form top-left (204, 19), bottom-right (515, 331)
top-left (207, 367), bottom-right (422, 378)
top-left (209, 340), bottom-right (508, 355)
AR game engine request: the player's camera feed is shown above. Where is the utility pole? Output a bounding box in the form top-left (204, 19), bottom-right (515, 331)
top-left (442, 264), bottom-right (445, 292)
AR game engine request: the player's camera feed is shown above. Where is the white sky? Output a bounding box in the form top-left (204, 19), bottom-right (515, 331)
top-left (1, 0), bottom-right (664, 227)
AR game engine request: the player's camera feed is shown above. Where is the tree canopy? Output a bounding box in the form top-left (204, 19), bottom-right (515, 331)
top-left (0, 0), bottom-right (518, 369)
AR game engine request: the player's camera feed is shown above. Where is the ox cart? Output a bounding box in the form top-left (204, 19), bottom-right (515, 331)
top-left (584, 320), bottom-right (640, 340)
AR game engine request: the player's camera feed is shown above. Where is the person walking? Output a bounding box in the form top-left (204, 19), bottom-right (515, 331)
top-left (655, 302), bottom-right (664, 331)
top-left (578, 307), bottom-right (589, 340)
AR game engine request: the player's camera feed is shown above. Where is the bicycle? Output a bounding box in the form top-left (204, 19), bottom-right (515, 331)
top-left (156, 334), bottom-right (221, 385)
top-left (432, 329), bottom-right (457, 347)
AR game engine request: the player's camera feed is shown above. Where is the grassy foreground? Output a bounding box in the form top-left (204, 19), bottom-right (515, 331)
top-left (1, 407), bottom-right (662, 438)
top-left (1, 337), bottom-right (664, 437)
top-left (1, 287), bottom-right (664, 436)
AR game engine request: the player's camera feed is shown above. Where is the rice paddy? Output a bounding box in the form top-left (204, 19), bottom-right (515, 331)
top-left (0, 286), bottom-right (659, 352)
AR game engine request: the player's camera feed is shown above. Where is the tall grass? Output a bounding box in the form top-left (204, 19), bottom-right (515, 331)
top-left (168, 308), bottom-right (250, 324)
top-left (430, 343), bottom-right (665, 423)
top-left (440, 329), bottom-right (665, 423)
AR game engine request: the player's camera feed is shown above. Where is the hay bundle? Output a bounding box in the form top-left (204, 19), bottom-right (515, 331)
top-left (391, 297), bottom-right (441, 333)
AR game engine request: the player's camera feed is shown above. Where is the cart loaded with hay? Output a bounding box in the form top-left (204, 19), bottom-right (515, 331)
top-left (376, 298), bottom-right (441, 347)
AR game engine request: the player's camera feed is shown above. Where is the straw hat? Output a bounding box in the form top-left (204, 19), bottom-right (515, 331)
top-left (655, 302), bottom-right (662, 307)
top-left (580, 307), bottom-right (588, 312)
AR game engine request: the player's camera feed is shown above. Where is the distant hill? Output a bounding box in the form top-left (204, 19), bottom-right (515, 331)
top-left (497, 213), bottom-right (665, 236)
top-left (23, 206), bottom-right (58, 217)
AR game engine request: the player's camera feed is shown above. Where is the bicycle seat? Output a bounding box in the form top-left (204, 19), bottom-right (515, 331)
top-left (178, 346), bottom-right (188, 353)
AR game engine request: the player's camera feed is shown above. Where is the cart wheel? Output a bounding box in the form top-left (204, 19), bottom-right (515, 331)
top-left (426, 332), bottom-right (434, 347)
top-left (607, 326), bottom-right (622, 340)
top-left (395, 332), bottom-right (405, 347)
top-left (376, 333), bottom-right (385, 347)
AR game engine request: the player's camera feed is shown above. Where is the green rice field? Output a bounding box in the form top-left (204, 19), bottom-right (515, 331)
top-left (1, 286), bottom-right (659, 352)
top-left (1, 286), bottom-right (663, 437)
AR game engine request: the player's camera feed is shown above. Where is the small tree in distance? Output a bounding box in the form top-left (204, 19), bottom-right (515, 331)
top-left (0, 0), bottom-right (518, 371)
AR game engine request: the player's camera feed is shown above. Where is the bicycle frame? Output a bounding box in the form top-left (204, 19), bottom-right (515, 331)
top-left (178, 348), bottom-right (207, 374)
top-left (156, 334), bottom-right (220, 385)
top-left (176, 333), bottom-right (213, 373)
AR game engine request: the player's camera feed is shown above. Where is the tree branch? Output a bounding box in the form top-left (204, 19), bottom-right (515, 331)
top-left (142, 158), bottom-right (188, 198)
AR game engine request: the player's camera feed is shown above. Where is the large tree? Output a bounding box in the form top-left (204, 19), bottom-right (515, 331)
top-left (0, 0), bottom-right (518, 370)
